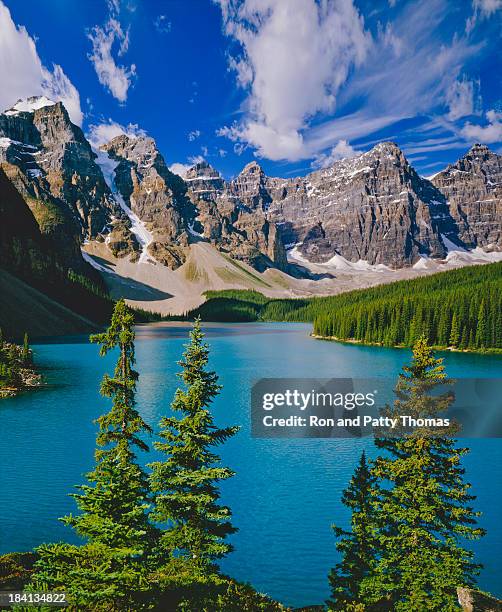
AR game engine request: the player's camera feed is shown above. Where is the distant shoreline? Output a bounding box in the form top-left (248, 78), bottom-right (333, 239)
top-left (311, 333), bottom-right (502, 355)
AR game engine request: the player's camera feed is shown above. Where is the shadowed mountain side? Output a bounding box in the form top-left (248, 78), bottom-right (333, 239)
top-left (81, 239), bottom-right (501, 317)
top-left (105, 274), bottom-right (173, 302)
top-left (0, 269), bottom-right (99, 338)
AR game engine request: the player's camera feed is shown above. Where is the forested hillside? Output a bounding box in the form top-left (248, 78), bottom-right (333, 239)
top-left (190, 263), bottom-right (502, 352)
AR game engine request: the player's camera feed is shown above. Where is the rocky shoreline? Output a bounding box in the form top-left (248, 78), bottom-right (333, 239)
top-left (0, 341), bottom-right (43, 398)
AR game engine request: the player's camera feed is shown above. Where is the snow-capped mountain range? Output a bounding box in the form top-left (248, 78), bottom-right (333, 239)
top-left (0, 96), bottom-right (501, 313)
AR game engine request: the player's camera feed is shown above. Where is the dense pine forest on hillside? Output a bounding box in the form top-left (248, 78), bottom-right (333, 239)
top-left (189, 263), bottom-right (502, 352)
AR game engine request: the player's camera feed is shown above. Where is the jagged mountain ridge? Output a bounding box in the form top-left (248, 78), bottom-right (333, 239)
top-left (431, 144), bottom-right (502, 249)
top-left (0, 97), bottom-right (117, 271)
top-left (181, 142), bottom-right (501, 268)
top-left (0, 96), bottom-right (501, 280)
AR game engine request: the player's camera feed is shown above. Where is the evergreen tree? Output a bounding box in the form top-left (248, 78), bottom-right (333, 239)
top-left (327, 451), bottom-right (380, 611)
top-left (368, 336), bottom-right (485, 611)
top-left (32, 300), bottom-right (156, 610)
top-left (149, 318), bottom-right (239, 581)
top-left (22, 332), bottom-right (31, 365)
top-left (449, 313), bottom-right (460, 348)
top-left (475, 299), bottom-right (487, 349)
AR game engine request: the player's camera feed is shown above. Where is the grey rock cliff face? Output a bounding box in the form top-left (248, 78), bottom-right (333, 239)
top-left (1, 98), bottom-right (501, 275)
top-left (102, 135), bottom-right (192, 245)
top-left (239, 143), bottom-right (456, 267)
top-left (0, 98), bottom-right (115, 239)
top-left (431, 144), bottom-right (502, 249)
top-left (184, 161), bottom-right (288, 271)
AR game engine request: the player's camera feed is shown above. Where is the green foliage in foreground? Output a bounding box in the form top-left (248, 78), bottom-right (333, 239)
top-left (25, 304), bottom-right (258, 611)
top-left (0, 552), bottom-right (37, 590)
top-left (7, 307), bottom-right (494, 610)
top-left (327, 452), bottom-right (380, 610)
top-left (190, 263), bottom-right (502, 351)
top-left (149, 318), bottom-right (239, 574)
top-left (31, 300), bottom-right (157, 610)
top-left (329, 338), bottom-right (485, 611)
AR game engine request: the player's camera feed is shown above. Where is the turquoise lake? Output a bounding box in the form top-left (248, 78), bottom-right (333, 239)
top-left (1, 322), bottom-right (501, 608)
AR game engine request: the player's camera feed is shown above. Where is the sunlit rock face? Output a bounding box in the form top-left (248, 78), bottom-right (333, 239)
top-left (431, 144), bottom-right (502, 250)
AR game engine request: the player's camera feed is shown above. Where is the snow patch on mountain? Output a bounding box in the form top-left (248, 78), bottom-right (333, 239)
top-left (81, 248), bottom-right (116, 274)
top-left (441, 233), bottom-right (468, 253)
top-left (287, 246), bottom-right (392, 272)
top-left (94, 149), bottom-right (154, 264)
top-left (5, 96), bottom-right (56, 115)
top-left (413, 237), bottom-right (502, 270)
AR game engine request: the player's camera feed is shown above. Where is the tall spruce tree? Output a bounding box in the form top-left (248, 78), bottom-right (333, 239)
top-left (449, 313), bottom-right (460, 348)
top-left (32, 299), bottom-right (156, 610)
top-left (327, 451), bottom-right (380, 611)
top-left (368, 336), bottom-right (485, 611)
top-left (22, 332), bottom-right (32, 365)
top-left (149, 318), bottom-right (239, 580)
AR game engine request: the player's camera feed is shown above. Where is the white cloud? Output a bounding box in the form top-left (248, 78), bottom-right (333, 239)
top-left (215, 0), bottom-right (371, 161)
top-left (169, 162), bottom-right (191, 177)
top-left (88, 18), bottom-right (136, 102)
top-left (216, 0), bottom-right (481, 164)
top-left (0, 1), bottom-right (82, 125)
top-left (343, 1), bottom-right (480, 119)
top-left (154, 15), bottom-right (171, 33)
top-left (312, 140), bottom-right (359, 169)
top-left (461, 110), bottom-right (502, 143)
top-left (466, 0), bottom-right (501, 32)
top-left (188, 129), bottom-right (201, 141)
top-left (473, 0), bottom-right (502, 16)
top-left (188, 155), bottom-right (205, 165)
top-left (87, 119), bottom-right (146, 148)
top-left (445, 77), bottom-right (480, 120)
top-left (42, 64), bottom-right (83, 126)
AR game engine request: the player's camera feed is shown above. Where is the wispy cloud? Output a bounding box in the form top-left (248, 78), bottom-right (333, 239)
top-left (88, 2), bottom-right (136, 102)
top-left (154, 15), bottom-right (171, 34)
top-left (188, 154), bottom-right (205, 165)
top-left (461, 109), bottom-right (502, 143)
top-left (169, 162), bottom-right (191, 177)
top-left (311, 140), bottom-right (359, 169)
top-left (87, 118), bottom-right (145, 148)
top-left (188, 129), bottom-right (201, 141)
top-left (445, 77), bottom-right (481, 120)
top-left (216, 0), bottom-right (486, 164)
top-left (0, 1), bottom-right (82, 125)
top-left (474, 0), bottom-right (502, 14)
top-left (215, 0), bottom-right (370, 161)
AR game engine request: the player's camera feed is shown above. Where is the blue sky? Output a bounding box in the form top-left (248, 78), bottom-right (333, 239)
top-left (1, 0), bottom-right (501, 179)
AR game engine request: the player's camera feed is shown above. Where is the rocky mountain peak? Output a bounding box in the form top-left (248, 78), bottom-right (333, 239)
top-left (468, 142), bottom-right (491, 153)
top-left (363, 141), bottom-right (409, 167)
top-left (185, 160), bottom-right (221, 180)
top-left (238, 160), bottom-right (264, 176)
top-left (0, 98), bottom-right (114, 245)
top-left (103, 134), bottom-right (159, 165)
top-left (371, 140), bottom-right (403, 155)
top-left (431, 144), bottom-right (501, 249)
top-left (464, 142), bottom-right (493, 162)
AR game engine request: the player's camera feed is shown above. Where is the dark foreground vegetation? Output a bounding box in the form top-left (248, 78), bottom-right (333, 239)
top-left (0, 301), bottom-right (499, 610)
top-left (189, 263), bottom-right (502, 352)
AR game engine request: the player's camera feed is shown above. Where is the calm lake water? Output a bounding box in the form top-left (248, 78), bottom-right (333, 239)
top-left (1, 322), bottom-right (501, 608)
